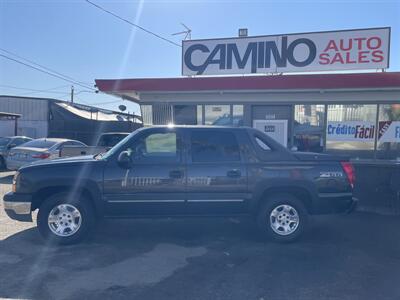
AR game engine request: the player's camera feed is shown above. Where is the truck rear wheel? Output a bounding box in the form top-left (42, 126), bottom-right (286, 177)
top-left (37, 192), bottom-right (95, 245)
top-left (257, 194), bottom-right (308, 242)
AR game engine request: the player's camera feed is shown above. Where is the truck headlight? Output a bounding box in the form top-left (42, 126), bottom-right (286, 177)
top-left (12, 171), bottom-right (20, 193)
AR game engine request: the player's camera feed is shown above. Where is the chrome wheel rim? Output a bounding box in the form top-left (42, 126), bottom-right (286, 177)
top-left (269, 204), bottom-right (299, 236)
top-left (48, 204), bottom-right (82, 237)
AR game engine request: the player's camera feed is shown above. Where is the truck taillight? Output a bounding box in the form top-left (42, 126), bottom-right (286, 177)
top-left (32, 153), bottom-right (51, 159)
top-left (341, 162), bottom-right (355, 188)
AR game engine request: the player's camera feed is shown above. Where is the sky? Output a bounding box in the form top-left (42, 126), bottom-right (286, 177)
top-left (1, 0), bottom-right (400, 115)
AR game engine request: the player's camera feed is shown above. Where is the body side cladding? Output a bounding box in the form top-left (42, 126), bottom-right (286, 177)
top-left (31, 180), bottom-right (104, 217)
top-left (250, 181), bottom-right (318, 214)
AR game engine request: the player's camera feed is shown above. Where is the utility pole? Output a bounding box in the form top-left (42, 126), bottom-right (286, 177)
top-left (70, 85), bottom-right (74, 103)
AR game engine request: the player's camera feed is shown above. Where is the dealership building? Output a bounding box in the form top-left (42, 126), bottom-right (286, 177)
top-left (96, 27), bottom-right (400, 159)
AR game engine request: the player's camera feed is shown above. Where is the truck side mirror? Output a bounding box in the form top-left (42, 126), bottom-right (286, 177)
top-left (117, 151), bottom-right (132, 169)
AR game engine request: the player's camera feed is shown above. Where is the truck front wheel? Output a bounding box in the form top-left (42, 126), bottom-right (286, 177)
top-left (257, 194), bottom-right (308, 242)
top-left (37, 192), bottom-right (96, 245)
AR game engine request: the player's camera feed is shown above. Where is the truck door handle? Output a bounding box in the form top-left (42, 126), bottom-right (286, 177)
top-left (169, 170), bottom-right (183, 178)
top-left (227, 169), bottom-right (241, 178)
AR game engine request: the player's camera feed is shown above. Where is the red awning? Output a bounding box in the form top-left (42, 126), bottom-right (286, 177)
top-left (96, 72), bottom-right (400, 94)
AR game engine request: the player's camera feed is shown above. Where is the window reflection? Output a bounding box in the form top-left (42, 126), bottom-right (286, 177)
top-left (173, 105), bottom-right (197, 125)
top-left (294, 105), bottom-right (325, 152)
top-left (141, 105), bottom-right (153, 126)
top-left (233, 105), bottom-right (244, 126)
top-left (203, 105), bottom-right (244, 126)
top-left (377, 104), bottom-right (400, 159)
top-left (205, 105), bottom-right (231, 126)
top-left (197, 105), bottom-right (203, 125)
top-left (326, 104), bottom-right (377, 152)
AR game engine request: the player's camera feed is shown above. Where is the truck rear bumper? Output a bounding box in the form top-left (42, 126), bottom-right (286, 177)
top-left (3, 192), bottom-right (32, 222)
top-left (313, 193), bottom-right (357, 214)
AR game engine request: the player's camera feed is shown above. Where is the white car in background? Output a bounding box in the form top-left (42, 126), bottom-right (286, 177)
top-left (0, 136), bottom-right (33, 169)
top-left (6, 138), bottom-right (86, 171)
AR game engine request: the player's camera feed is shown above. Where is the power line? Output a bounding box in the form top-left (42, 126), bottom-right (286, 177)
top-left (0, 48), bottom-right (92, 86)
top-left (0, 84), bottom-right (71, 95)
top-left (85, 0), bottom-right (182, 48)
top-left (74, 90), bottom-right (98, 95)
top-left (17, 92), bottom-right (72, 99)
top-left (0, 54), bottom-right (96, 91)
top-left (19, 85), bottom-right (72, 96)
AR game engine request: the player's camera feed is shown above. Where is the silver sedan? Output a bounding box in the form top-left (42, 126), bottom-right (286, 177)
top-left (6, 138), bottom-right (86, 171)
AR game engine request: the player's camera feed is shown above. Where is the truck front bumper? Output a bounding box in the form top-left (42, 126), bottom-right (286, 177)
top-left (3, 192), bottom-right (32, 222)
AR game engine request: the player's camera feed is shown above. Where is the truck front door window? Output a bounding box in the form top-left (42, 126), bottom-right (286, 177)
top-left (103, 129), bottom-right (185, 216)
top-left (133, 132), bottom-right (177, 163)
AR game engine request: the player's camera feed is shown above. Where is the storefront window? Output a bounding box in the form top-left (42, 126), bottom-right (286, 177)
top-left (141, 105), bottom-right (153, 126)
top-left (294, 105), bottom-right (325, 152)
top-left (232, 105), bottom-right (244, 126)
top-left (377, 104), bottom-right (400, 159)
top-left (145, 104), bottom-right (242, 126)
top-left (205, 105), bottom-right (231, 126)
top-left (326, 104), bottom-right (377, 155)
top-left (173, 105), bottom-right (197, 125)
top-left (152, 104), bottom-right (173, 125)
top-left (197, 105), bottom-right (203, 125)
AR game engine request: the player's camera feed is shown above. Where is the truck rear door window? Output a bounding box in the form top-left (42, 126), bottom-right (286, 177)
top-left (191, 131), bottom-right (241, 162)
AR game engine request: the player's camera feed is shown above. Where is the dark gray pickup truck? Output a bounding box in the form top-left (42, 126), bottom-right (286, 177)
top-left (3, 126), bottom-right (356, 244)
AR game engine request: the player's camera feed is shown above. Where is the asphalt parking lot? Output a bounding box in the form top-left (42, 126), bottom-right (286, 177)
top-left (1, 171), bottom-right (400, 300)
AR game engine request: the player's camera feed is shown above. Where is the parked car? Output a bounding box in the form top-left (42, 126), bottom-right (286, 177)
top-left (6, 138), bottom-right (86, 170)
top-left (0, 136), bottom-right (33, 169)
top-left (3, 126), bottom-right (356, 245)
top-left (60, 132), bottom-right (129, 158)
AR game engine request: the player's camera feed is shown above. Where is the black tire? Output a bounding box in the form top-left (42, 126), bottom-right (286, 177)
top-left (257, 193), bottom-right (308, 243)
top-left (37, 192), bottom-right (96, 245)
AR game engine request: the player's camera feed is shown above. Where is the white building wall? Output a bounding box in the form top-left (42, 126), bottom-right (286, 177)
top-left (0, 96), bottom-right (49, 138)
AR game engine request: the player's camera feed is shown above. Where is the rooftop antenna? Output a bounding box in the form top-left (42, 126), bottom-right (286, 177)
top-left (172, 23), bottom-right (192, 40)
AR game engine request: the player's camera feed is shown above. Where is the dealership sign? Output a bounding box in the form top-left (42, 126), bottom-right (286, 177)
top-left (182, 27), bottom-right (390, 76)
top-left (327, 121), bottom-right (376, 141)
